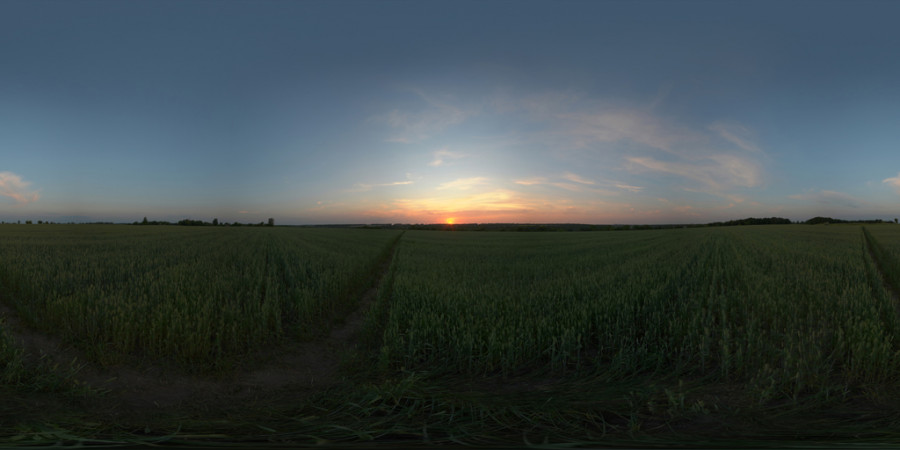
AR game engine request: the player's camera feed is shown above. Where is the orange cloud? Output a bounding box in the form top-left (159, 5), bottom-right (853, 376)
top-left (359, 186), bottom-right (652, 224)
top-left (0, 172), bottom-right (39, 204)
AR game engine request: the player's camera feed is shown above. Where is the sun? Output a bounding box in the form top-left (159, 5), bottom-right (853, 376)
top-left (445, 217), bottom-right (455, 225)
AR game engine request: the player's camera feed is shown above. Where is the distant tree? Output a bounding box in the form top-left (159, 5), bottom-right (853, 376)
top-left (25, 220), bottom-right (32, 225)
top-left (806, 216), bottom-right (838, 225)
top-left (895, 218), bottom-right (898, 224)
top-left (213, 218), bottom-right (219, 226)
top-left (707, 217), bottom-right (792, 227)
top-left (142, 216), bottom-right (149, 225)
top-left (268, 218), bottom-right (274, 227)
top-left (178, 218), bottom-right (208, 226)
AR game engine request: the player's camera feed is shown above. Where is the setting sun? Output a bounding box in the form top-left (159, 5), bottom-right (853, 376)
top-left (445, 218), bottom-right (455, 225)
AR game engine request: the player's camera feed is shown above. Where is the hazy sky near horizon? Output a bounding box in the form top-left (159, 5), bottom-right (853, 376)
top-left (2, 0), bottom-right (900, 224)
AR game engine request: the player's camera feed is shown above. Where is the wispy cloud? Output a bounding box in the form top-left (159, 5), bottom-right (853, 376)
top-left (428, 148), bottom-right (466, 167)
top-left (614, 182), bottom-right (644, 193)
top-left (374, 88), bottom-right (477, 143)
top-left (514, 177), bottom-right (549, 186)
top-left (558, 109), bottom-right (692, 153)
top-left (351, 180), bottom-right (414, 192)
top-left (515, 173), bottom-right (640, 195)
top-left (788, 190), bottom-right (870, 209)
top-left (496, 90), bottom-right (767, 201)
top-left (884, 172), bottom-right (900, 194)
top-left (436, 177), bottom-right (489, 190)
top-left (709, 122), bottom-right (762, 154)
top-left (0, 172), bottom-right (39, 204)
top-left (561, 172), bottom-right (595, 185)
top-left (626, 154), bottom-right (762, 195)
top-left (511, 90), bottom-right (696, 153)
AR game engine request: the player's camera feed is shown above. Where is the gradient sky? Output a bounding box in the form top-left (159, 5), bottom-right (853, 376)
top-left (2, 0), bottom-right (900, 224)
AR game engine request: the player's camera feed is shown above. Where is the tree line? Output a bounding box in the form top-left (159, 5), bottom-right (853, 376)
top-left (134, 217), bottom-right (274, 227)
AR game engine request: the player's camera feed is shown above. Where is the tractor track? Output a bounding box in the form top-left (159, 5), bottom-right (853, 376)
top-left (862, 227), bottom-right (900, 309)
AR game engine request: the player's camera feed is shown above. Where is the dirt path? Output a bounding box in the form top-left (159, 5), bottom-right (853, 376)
top-left (0, 235), bottom-right (402, 419)
top-left (862, 227), bottom-right (900, 309)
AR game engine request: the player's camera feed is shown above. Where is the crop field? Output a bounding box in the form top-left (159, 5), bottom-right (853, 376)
top-left (378, 226), bottom-right (900, 389)
top-left (3, 224), bottom-right (900, 446)
top-left (0, 225), bottom-right (401, 368)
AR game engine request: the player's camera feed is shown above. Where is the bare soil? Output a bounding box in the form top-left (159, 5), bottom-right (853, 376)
top-left (0, 238), bottom-right (400, 424)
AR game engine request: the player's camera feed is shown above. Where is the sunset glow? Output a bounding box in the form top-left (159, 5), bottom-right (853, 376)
top-left (2, 1), bottom-right (900, 224)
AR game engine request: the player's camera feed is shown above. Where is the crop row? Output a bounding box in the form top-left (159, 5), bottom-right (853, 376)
top-left (0, 225), bottom-right (400, 369)
top-left (375, 226), bottom-right (900, 398)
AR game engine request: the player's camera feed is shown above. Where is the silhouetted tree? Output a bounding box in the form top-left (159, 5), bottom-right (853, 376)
top-left (806, 216), bottom-right (839, 225)
top-left (707, 217), bottom-right (792, 227)
top-left (213, 218), bottom-right (219, 226)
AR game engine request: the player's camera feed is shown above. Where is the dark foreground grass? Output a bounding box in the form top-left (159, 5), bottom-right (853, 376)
top-left (5, 345), bottom-right (900, 448)
top-left (9, 334), bottom-right (900, 449)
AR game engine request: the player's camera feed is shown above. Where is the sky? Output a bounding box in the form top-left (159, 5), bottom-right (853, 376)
top-left (2, 0), bottom-right (900, 225)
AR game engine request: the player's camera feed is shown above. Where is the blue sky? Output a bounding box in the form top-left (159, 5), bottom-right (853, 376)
top-left (2, 0), bottom-right (899, 224)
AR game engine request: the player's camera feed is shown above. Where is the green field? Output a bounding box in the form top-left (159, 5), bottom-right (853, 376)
top-left (3, 224), bottom-right (900, 446)
top-left (381, 226), bottom-right (898, 381)
top-left (0, 225), bottom-right (401, 369)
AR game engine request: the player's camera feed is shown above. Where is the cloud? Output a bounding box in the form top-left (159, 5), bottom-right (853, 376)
top-left (614, 183), bottom-right (644, 193)
top-left (0, 172), bottom-right (39, 204)
top-left (561, 172), bottom-right (595, 185)
top-left (515, 174), bottom-right (639, 195)
top-left (788, 190), bottom-right (870, 209)
top-left (436, 177), bottom-right (489, 190)
top-left (626, 154), bottom-right (762, 194)
top-left (387, 189), bottom-right (536, 222)
top-left (709, 122), bottom-right (763, 154)
top-left (428, 148), bottom-right (466, 167)
top-left (351, 180), bottom-right (414, 192)
top-left (379, 188), bottom-right (631, 223)
top-left (511, 91), bottom-right (697, 153)
top-left (514, 177), bottom-right (549, 186)
top-left (559, 110), bottom-right (692, 152)
top-left (884, 172), bottom-right (900, 194)
top-left (372, 88), bottom-right (769, 205)
top-left (374, 88), bottom-right (477, 143)
top-left (500, 91), bottom-right (766, 200)
top-left (549, 182), bottom-right (583, 192)
top-left (510, 91), bottom-right (767, 161)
